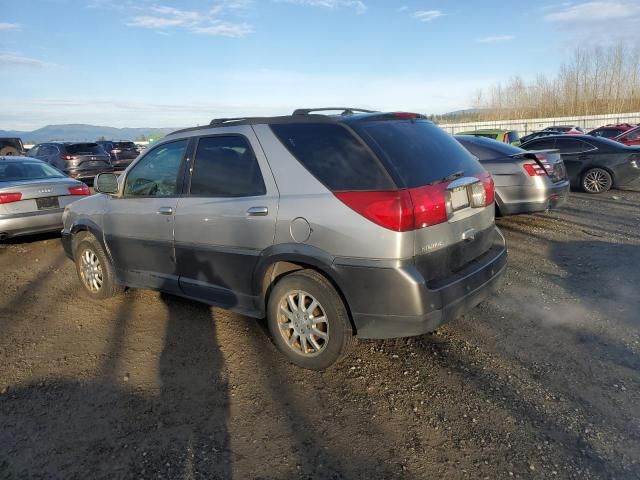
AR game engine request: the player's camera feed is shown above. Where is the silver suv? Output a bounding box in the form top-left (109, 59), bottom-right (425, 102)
top-left (61, 109), bottom-right (507, 370)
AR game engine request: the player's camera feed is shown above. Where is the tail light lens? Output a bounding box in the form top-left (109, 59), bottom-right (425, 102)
top-left (61, 155), bottom-right (76, 161)
top-left (478, 173), bottom-right (495, 206)
top-left (534, 154), bottom-right (555, 176)
top-left (68, 185), bottom-right (91, 196)
top-left (335, 183), bottom-right (452, 232)
top-left (0, 192), bottom-right (22, 204)
top-left (523, 163), bottom-right (547, 176)
top-left (409, 183), bottom-right (449, 229)
top-left (334, 190), bottom-right (414, 232)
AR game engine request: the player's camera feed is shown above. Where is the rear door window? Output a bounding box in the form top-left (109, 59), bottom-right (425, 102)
top-left (270, 123), bottom-right (394, 191)
top-left (189, 135), bottom-right (266, 197)
top-left (524, 138), bottom-right (556, 150)
top-left (352, 120), bottom-right (483, 188)
top-left (555, 138), bottom-right (584, 153)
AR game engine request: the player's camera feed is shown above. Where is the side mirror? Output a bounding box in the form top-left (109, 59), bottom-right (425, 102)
top-left (95, 172), bottom-right (119, 194)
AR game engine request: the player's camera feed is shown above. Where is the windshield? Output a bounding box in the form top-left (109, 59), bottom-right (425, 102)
top-left (352, 120), bottom-right (484, 188)
top-left (0, 161), bottom-right (65, 182)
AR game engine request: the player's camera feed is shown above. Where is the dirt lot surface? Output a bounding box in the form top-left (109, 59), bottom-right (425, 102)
top-left (1, 189), bottom-right (639, 479)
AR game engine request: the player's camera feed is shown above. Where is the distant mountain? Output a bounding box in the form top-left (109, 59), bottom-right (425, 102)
top-left (0, 124), bottom-right (179, 144)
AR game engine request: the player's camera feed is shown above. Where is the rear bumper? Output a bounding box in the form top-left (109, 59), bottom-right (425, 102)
top-left (0, 209), bottom-right (64, 238)
top-left (497, 180), bottom-right (569, 216)
top-left (65, 166), bottom-right (114, 181)
top-left (332, 227), bottom-right (507, 339)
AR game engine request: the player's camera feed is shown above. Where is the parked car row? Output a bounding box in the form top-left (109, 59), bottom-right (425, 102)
top-left (24, 140), bottom-right (142, 182)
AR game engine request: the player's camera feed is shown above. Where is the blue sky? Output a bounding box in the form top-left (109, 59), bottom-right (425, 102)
top-left (1, 0), bottom-right (639, 129)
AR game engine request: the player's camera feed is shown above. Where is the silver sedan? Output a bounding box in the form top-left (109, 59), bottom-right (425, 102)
top-left (0, 156), bottom-right (91, 240)
top-left (455, 135), bottom-right (570, 216)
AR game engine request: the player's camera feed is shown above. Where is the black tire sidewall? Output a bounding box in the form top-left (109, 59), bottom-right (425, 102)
top-left (267, 272), bottom-right (350, 370)
top-left (74, 238), bottom-right (116, 300)
top-left (582, 168), bottom-right (612, 193)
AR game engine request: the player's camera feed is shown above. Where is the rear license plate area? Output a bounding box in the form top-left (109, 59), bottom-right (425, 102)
top-left (36, 196), bottom-right (59, 210)
top-left (449, 186), bottom-right (470, 211)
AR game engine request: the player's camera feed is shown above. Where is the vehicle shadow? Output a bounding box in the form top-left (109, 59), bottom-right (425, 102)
top-left (0, 252), bottom-right (234, 479)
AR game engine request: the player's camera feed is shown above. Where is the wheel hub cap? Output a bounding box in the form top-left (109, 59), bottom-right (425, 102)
top-left (80, 248), bottom-right (103, 292)
top-left (277, 290), bottom-right (329, 357)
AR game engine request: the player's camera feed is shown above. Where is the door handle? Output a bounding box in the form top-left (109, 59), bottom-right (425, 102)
top-left (246, 206), bottom-right (269, 217)
top-left (157, 206), bottom-right (174, 215)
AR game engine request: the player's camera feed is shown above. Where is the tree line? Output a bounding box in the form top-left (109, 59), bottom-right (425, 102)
top-left (441, 43), bottom-right (640, 122)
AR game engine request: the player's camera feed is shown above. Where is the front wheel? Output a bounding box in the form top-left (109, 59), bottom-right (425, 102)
top-left (267, 269), bottom-right (355, 370)
top-left (582, 168), bottom-right (612, 193)
top-left (74, 233), bottom-right (123, 299)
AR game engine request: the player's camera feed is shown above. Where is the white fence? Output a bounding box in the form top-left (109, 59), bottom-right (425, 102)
top-left (439, 112), bottom-right (640, 136)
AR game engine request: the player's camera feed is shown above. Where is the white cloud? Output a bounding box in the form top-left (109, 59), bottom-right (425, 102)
top-left (544, 1), bottom-right (639, 21)
top-left (413, 10), bottom-right (445, 22)
top-left (543, 1), bottom-right (640, 43)
top-left (397, 5), bottom-right (408, 12)
top-left (476, 34), bottom-right (515, 43)
top-left (0, 54), bottom-right (51, 68)
top-left (276, 0), bottom-right (367, 14)
top-left (127, 3), bottom-right (253, 37)
top-left (0, 70), bottom-right (500, 130)
top-left (0, 22), bottom-right (20, 31)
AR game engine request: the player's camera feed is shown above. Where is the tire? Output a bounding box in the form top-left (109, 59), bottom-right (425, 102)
top-left (0, 146), bottom-right (19, 156)
top-left (267, 269), bottom-right (356, 370)
top-left (73, 232), bottom-right (123, 300)
top-left (582, 168), bottom-right (612, 193)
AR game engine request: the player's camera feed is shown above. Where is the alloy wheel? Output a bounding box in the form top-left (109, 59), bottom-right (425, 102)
top-left (80, 248), bottom-right (103, 292)
top-left (583, 169), bottom-right (611, 193)
top-left (277, 290), bottom-right (329, 356)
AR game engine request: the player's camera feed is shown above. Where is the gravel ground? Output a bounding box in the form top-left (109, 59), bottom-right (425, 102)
top-left (1, 189), bottom-right (639, 479)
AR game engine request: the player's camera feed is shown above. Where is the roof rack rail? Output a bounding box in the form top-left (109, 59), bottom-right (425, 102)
top-left (292, 107), bottom-right (377, 116)
top-left (209, 117), bottom-right (252, 126)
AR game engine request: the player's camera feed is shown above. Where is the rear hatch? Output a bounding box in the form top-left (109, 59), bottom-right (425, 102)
top-left (62, 143), bottom-right (111, 171)
top-left (349, 114), bottom-right (497, 284)
top-left (112, 141), bottom-right (140, 160)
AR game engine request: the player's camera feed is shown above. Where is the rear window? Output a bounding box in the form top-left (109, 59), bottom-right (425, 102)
top-left (592, 128), bottom-right (624, 138)
top-left (353, 120), bottom-right (483, 188)
top-left (270, 123), bottom-right (394, 191)
top-left (65, 143), bottom-right (104, 155)
top-left (113, 142), bottom-right (137, 149)
top-left (0, 161), bottom-right (64, 181)
top-left (507, 131), bottom-right (520, 143)
top-left (455, 136), bottom-right (523, 160)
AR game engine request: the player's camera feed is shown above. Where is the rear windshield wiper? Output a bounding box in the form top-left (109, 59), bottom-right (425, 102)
top-left (430, 170), bottom-right (464, 185)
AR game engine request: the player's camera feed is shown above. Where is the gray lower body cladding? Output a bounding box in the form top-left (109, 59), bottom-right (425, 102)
top-left (333, 226), bottom-right (507, 339)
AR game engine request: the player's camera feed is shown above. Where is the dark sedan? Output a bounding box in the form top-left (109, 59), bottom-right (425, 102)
top-left (520, 135), bottom-right (640, 193)
top-left (455, 135), bottom-right (569, 216)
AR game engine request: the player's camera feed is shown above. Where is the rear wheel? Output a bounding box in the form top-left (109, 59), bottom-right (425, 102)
top-left (74, 233), bottom-right (123, 299)
top-left (582, 168), bottom-right (612, 193)
top-left (267, 269), bottom-right (355, 370)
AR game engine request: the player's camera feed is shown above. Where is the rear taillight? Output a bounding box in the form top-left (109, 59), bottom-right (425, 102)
top-left (335, 183), bottom-right (452, 232)
top-left (523, 163), bottom-right (547, 176)
top-left (334, 190), bottom-right (414, 232)
top-left (409, 183), bottom-right (449, 229)
top-left (68, 185), bottom-right (90, 196)
top-left (0, 192), bottom-right (22, 204)
top-left (478, 172), bottom-right (495, 206)
top-left (61, 155), bottom-right (76, 161)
